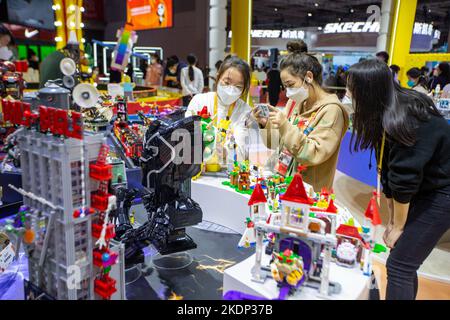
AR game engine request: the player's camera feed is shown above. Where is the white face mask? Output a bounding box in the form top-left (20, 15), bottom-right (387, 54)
top-left (342, 94), bottom-right (352, 105)
top-left (217, 84), bottom-right (242, 105)
top-left (286, 79), bottom-right (309, 103)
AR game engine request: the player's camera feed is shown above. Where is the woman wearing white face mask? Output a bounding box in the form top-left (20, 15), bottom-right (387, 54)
top-left (254, 45), bottom-right (349, 191)
top-left (185, 55), bottom-right (252, 164)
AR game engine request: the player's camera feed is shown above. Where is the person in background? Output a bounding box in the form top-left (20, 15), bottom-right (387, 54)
top-left (145, 53), bottom-right (164, 86)
top-left (185, 55), bottom-right (252, 163)
top-left (126, 63), bottom-right (134, 82)
top-left (140, 59), bottom-right (148, 80)
top-left (180, 54), bottom-right (204, 106)
top-left (164, 57), bottom-right (181, 88)
top-left (376, 51), bottom-right (389, 64)
top-left (254, 42), bottom-right (349, 191)
top-left (390, 65), bottom-right (400, 84)
top-left (287, 39), bottom-right (308, 54)
top-left (346, 59), bottom-right (450, 300)
top-left (429, 62), bottom-right (450, 91)
top-left (22, 49), bottom-right (40, 83)
top-left (267, 62), bottom-right (283, 106)
top-left (27, 49), bottom-right (39, 70)
top-left (406, 67), bottom-right (428, 95)
top-left (0, 25), bottom-right (14, 61)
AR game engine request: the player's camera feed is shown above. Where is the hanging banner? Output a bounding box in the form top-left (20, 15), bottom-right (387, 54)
top-left (127, 0), bottom-right (173, 30)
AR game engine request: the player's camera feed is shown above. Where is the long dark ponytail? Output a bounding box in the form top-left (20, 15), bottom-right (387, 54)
top-left (348, 59), bottom-right (441, 151)
top-left (187, 54), bottom-right (197, 82)
top-left (407, 67), bottom-right (428, 90)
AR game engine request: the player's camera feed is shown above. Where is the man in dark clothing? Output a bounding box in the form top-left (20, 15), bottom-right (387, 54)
top-left (267, 63), bottom-right (283, 106)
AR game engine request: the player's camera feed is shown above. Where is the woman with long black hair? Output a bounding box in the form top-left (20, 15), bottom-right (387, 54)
top-left (406, 67), bottom-right (428, 95)
top-left (347, 59), bottom-right (450, 300)
top-left (180, 54), bottom-right (204, 106)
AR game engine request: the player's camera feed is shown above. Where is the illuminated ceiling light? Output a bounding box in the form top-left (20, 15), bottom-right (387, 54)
top-left (80, 7), bottom-right (85, 13)
top-left (315, 3), bottom-right (319, 7)
top-left (69, 4), bottom-right (76, 11)
top-left (308, 12), bottom-right (312, 17)
top-left (80, 23), bottom-right (85, 28)
top-left (274, 8), bottom-right (278, 12)
top-left (338, 17), bottom-right (342, 21)
top-left (54, 21), bottom-right (62, 27)
top-left (350, 8), bottom-right (355, 13)
top-left (51, 4), bottom-right (60, 10)
top-left (318, 26), bottom-right (323, 30)
top-left (81, 38), bottom-right (86, 43)
top-left (55, 36), bottom-right (63, 42)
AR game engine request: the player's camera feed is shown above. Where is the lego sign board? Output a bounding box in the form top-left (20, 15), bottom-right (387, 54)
top-left (1, 99), bottom-right (83, 140)
top-left (127, 0), bottom-right (173, 30)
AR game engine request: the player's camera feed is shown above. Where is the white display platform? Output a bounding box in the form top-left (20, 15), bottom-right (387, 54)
top-left (223, 252), bottom-right (370, 300)
top-left (192, 175), bottom-right (371, 300)
top-left (192, 176), bottom-right (250, 234)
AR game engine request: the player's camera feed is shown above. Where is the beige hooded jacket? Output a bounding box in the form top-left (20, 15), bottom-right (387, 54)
top-left (262, 94), bottom-right (349, 191)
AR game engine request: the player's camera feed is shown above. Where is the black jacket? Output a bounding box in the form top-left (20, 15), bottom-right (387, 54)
top-left (381, 114), bottom-right (450, 203)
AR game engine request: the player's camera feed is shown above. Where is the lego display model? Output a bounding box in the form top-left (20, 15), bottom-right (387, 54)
top-left (0, 98), bottom-right (126, 300)
top-left (224, 166), bottom-right (385, 300)
top-left (116, 113), bottom-right (204, 263)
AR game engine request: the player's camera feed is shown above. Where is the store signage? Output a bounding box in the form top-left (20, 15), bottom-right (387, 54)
top-left (228, 29), bottom-right (305, 40)
top-left (414, 23), bottom-right (440, 40)
top-left (323, 22), bottom-right (380, 34)
top-left (323, 21), bottom-right (440, 40)
top-left (1, 100), bottom-right (83, 140)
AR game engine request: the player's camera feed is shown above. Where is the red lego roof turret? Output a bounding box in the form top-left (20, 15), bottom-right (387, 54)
top-left (248, 184), bottom-right (267, 206)
top-left (336, 224), bottom-right (362, 241)
top-left (364, 191), bottom-right (382, 226)
top-left (279, 173), bottom-right (314, 205)
top-left (325, 199), bottom-right (338, 214)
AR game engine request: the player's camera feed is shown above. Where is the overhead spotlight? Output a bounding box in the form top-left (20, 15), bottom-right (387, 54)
top-left (308, 12), bottom-right (312, 17)
top-left (338, 17), bottom-right (342, 21)
top-left (318, 26), bottom-right (323, 30)
top-left (274, 8), bottom-right (278, 12)
top-left (350, 8), bottom-right (355, 13)
top-left (80, 7), bottom-right (85, 13)
top-left (55, 36), bottom-right (63, 42)
top-left (54, 21), bottom-right (62, 27)
top-left (315, 3), bottom-right (319, 7)
top-left (80, 23), bottom-right (85, 28)
top-left (69, 4), bottom-right (76, 12)
top-left (428, 9), bottom-right (431, 13)
top-left (81, 38), bottom-right (86, 43)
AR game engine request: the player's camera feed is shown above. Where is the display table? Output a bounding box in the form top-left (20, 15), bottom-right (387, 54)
top-left (192, 175), bottom-right (372, 300)
top-left (192, 176), bottom-right (250, 234)
top-left (223, 252), bottom-right (370, 300)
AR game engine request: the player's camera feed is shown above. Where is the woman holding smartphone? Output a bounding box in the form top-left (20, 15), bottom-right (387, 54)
top-left (254, 43), bottom-right (349, 191)
top-left (347, 59), bottom-right (450, 300)
top-left (186, 55), bottom-right (252, 164)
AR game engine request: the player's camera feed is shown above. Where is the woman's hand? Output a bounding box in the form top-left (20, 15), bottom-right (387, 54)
top-left (252, 108), bottom-right (268, 128)
top-left (385, 226), bottom-right (403, 249)
top-left (383, 222), bottom-right (394, 244)
top-left (383, 198), bottom-right (395, 244)
top-left (268, 105), bottom-right (287, 129)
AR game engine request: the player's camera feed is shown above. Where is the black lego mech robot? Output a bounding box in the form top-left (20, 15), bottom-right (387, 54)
top-left (114, 110), bottom-right (204, 264)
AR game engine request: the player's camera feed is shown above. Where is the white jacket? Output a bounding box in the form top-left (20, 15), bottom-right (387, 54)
top-left (180, 66), bottom-right (204, 96)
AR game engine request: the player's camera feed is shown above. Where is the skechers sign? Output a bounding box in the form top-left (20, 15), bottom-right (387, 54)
top-left (324, 22), bottom-right (380, 34)
top-left (324, 21), bottom-right (440, 40)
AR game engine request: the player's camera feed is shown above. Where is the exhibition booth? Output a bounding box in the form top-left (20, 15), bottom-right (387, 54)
top-left (0, 0), bottom-right (450, 302)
